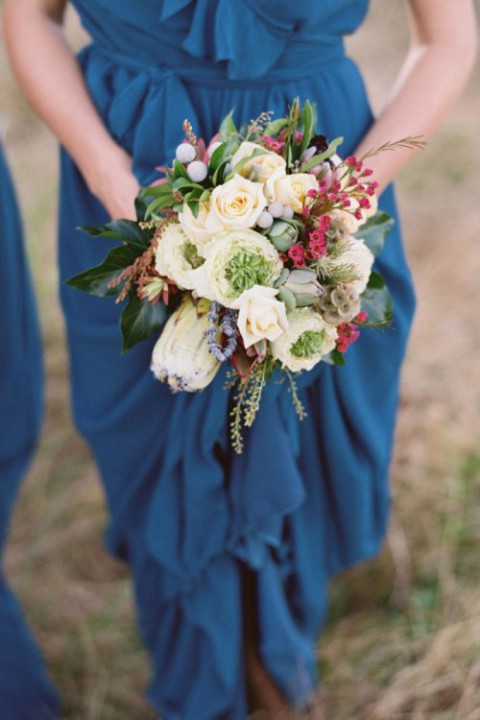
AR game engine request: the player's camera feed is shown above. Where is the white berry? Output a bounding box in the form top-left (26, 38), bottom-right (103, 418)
top-left (256, 211), bottom-right (274, 229)
top-left (175, 143), bottom-right (197, 164)
top-left (282, 205), bottom-right (294, 219)
top-left (268, 202), bottom-right (284, 218)
top-left (187, 160), bottom-right (208, 183)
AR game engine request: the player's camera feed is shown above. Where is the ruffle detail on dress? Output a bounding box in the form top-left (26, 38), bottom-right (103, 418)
top-left (160, 0), bottom-right (296, 80)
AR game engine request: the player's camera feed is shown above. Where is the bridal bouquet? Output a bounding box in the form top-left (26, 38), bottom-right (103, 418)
top-left (68, 99), bottom-right (420, 452)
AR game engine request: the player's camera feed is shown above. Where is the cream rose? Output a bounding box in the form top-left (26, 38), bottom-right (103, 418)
top-left (271, 308), bottom-right (338, 372)
top-left (231, 285), bottom-right (289, 348)
top-left (178, 202), bottom-right (214, 252)
top-left (332, 238), bottom-right (375, 294)
top-left (272, 173), bottom-right (318, 213)
top-left (230, 141), bottom-right (287, 200)
top-left (205, 174), bottom-right (268, 232)
top-left (155, 222), bottom-right (203, 291)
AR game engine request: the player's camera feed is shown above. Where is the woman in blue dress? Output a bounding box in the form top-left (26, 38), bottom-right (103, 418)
top-left (5, 1), bottom-right (477, 717)
top-left (0, 143), bottom-right (60, 719)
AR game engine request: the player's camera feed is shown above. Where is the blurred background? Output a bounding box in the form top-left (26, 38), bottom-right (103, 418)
top-left (1, 1), bottom-right (479, 718)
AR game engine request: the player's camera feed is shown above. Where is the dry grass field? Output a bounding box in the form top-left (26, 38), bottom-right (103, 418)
top-left (1, 2), bottom-right (479, 718)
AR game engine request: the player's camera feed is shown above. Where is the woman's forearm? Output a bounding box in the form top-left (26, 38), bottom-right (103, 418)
top-left (354, 0), bottom-right (478, 193)
top-left (3, 0), bottom-right (138, 218)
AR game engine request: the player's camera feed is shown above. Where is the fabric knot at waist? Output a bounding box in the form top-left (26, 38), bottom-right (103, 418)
top-left (86, 35), bottom-right (346, 88)
top-left (79, 34), bottom-right (348, 184)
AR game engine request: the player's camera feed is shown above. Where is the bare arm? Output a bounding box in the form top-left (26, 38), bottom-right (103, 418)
top-left (354, 0), bottom-right (478, 193)
top-left (3, 0), bottom-right (138, 219)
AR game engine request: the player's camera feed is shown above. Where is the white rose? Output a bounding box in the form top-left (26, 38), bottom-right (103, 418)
top-left (205, 174), bottom-right (268, 232)
top-left (272, 173), bottom-right (318, 213)
top-left (332, 238), bottom-right (375, 294)
top-left (155, 223), bottom-right (203, 291)
top-left (231, 141), bottom-right (287, 201)
top-left (178, 202), bottom-right (214, 252)
top-left (191, 228), bottom-right (283, 308)
top-left (231, 285), bottom-right (289, 348)
top-left (271, 308), bottom-right (338, 372)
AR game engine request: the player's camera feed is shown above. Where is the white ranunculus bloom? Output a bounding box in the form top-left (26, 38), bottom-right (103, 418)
top-left (332, 238), bottom-right (375, 294)
top-left (231, 285), bottom-right (289, 348)
top-left (205, 174), bottom-right (268, 232)
top-left (230, 141), bottom-right (287, 201)
top-left (154, 222), bottom-right (203, 291)
top-left (272, 173), bottom-right (318, 212)
top-left (151, 297), bottom-right (220, 392)
top-left (178, 202), bottom-right (214, 252)
top-left (271, 308), bottom-right (338, 372)
top-left (192, 228), bottom-right (284, 308)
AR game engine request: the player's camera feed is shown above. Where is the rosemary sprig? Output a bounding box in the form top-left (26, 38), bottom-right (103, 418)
top-left (360, 135), bottom-right (426, 161)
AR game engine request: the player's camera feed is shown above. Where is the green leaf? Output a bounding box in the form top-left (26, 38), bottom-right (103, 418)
top-left (144, 194), bottom-right (178, 219)
top-left (79, 219), bottom-right (150, 250)
top-left (139, 183), bottom-right (174, 200)
top-left (330, 349), bottom-right (347, 365)
top-left (66, 244), bottom-right (140, 297)
top-left (360, 284), bottom-right (393, 328)
top-left (187, 199), bottom-right (200, 218)
top-left (120, 292), bottom-right (168, 352)
top-left (173, 159), bottom-right (190, 179)
top-left (356, 212), bottom-right (395, 257)
top-left (208, 139), bottom-right (238, 172)
top-left (367, 270), bottom-right (385, 290)
top-left (299, 100), bottom-right (316, 156)
top-left (299, 136), bottom-right (344, 172)
top-left (172, 177), bottom-right (205, 193)
top-left (134, 194), bottom-right (150, 221)
top-left (225, 148), bottom-right (268, 180)
top-left (212, 159), bottom-right (231, 186)
top-left (264, 117), bottom-right (289, 137)
top-left (219, 109), bottom-right (238, 141)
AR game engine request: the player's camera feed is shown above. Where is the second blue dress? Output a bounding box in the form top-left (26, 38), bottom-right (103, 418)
top-left (60, 1), bottom-right (416, 717)
top-left (0, 143), bottom-right (60, 719)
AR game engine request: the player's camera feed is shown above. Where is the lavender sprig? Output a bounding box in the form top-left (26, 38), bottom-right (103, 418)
top-left (206, 302), bottom-right (239, 362)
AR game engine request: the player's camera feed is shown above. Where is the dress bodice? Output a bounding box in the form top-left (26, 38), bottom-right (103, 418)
top-left (71, 0), bottom-right (369, 80)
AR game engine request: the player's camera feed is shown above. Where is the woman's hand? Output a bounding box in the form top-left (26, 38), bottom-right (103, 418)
top-left (85, 145), bottom-right (139, 221)
top-left (4, 0), bottom-right (139, 219)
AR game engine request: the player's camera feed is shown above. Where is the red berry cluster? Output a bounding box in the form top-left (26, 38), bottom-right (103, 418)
top-left (336, 311), bottom-right (369, 353)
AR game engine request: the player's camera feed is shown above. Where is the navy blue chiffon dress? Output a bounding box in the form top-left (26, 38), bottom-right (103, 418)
top-left (60, 1), bottom-right (415, 717)
top-left (0, 144), bottom-right (60, 718)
